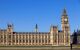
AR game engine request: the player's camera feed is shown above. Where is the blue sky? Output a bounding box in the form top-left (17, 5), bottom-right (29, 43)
top-left (0, 0), bottom-right (80, 34)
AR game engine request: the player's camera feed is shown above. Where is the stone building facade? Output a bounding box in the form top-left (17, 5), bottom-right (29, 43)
top-left (0, 9), bottom-right (70, 46)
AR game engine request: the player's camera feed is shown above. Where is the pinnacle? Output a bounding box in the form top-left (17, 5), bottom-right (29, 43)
top-left (62, 8), bottom-right (67, 16)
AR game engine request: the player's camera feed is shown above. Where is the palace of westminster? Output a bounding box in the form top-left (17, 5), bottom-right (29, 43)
top-left (0, 9), bottom-right (70, 46)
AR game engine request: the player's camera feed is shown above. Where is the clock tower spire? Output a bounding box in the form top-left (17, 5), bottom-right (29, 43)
top-left (62, 8), bottom-right (67, 16)
top-left (61, 8), bottom-right (69, 31)
top-left (61, 8), bottom-right (70, 46)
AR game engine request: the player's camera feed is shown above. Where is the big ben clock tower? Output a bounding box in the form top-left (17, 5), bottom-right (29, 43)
top-left (61, 8), bottom-right (70, 46)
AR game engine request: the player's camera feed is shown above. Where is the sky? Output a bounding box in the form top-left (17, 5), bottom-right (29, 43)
top-left (0, 0), bottom-right (80, 34)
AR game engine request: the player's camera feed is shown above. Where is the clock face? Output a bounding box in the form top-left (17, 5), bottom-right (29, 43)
top-left (64, 18), bottom-right (68, 21)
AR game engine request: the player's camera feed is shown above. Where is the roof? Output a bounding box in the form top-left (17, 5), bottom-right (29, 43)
top-left (0, 29), bottom-right (6, 31)
top-left (13, 32), bottom-right (50, 34)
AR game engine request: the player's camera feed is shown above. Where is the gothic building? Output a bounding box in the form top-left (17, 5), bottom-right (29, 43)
top-left (71, 29), bottom-right (80, 44)
top-left (0, 9), bottom-right (70, 46)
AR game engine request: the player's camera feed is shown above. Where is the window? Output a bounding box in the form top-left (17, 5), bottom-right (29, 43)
top-left (29, 40), bottom-right (31, 43)
top-left (23, 40), bottom-right (25, 43)
top-left (13, 40), bottom-right (15, 43)
top-left (9, 35), bottom-right (11, 38)
top-left (36, 40), bottom-right (37, 43)
top-left (39, 39), bottom-right (41, 43)
top-left (45, 40), bottom-right (47, 43)
top-left (66, 36), bottom-right (69, 43)
top-left (1, 35), bottom-right (3, 38)
top-left (20, 40), bottom-right (21, 43)
top-left (26, 40), bottom-right (28, 43)
top-left (16, 40), bottom-right (18, 43)
top-left (48, 40), bottom-right (50, 43)
top-left (33, 40), bottom-right (34, 43)
top-left (1, 40), bottom-right (3, 42)
top-left (42, 39), bottom-right (44, 43)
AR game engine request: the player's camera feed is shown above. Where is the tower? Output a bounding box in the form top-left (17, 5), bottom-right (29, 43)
top-left (35, 24), bottom-right (38, 32)
top-left (7, 23), bottom-right (13, 45)
top-left (7, 23), bottom-right (13, 33)
top-left (61, 8), bottom-right (70, 46)
top-left (50, 25), bottom-right (58, 46)
top-left (50, 25), bottom-right (54, 45)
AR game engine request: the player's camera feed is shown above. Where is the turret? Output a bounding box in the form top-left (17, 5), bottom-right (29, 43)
top-left (7, 23), bottom-right (13, 34)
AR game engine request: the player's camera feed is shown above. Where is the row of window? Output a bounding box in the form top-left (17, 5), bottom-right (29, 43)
top-left (0, 39), bottom-right (50, 44)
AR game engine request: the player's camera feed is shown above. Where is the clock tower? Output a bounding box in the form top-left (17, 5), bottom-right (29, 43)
top-left (61, 8), bottom-right (70, 46)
